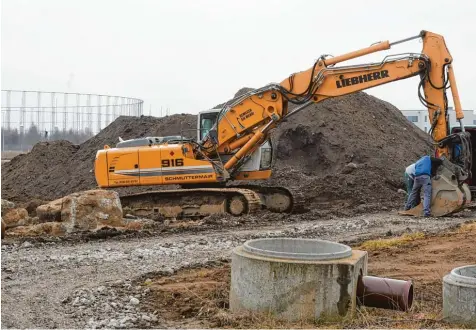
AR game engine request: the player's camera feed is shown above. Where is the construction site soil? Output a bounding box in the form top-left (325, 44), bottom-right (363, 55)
top-left (2, 212), bottom-right (475, 329)
top-left (1, 91), bottom-right (431, 214)
top-left (137, 223), bottom-right (476, 329)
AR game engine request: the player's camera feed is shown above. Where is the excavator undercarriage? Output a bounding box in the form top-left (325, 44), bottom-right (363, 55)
top-left (119, 185), bottom-right (306, 220)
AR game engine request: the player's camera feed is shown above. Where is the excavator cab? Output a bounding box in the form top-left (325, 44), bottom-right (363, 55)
top-left (197, 108), bottom-right (220, 142)
top-left (198, 108), bottom-right (273, 176)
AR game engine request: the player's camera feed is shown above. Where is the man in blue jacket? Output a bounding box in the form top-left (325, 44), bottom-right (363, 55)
top-left (404, 155), bottom-right (443, 217)
top-left (404, 162), bottom-right (420, 208)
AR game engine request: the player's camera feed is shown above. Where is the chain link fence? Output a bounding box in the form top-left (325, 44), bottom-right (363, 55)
top-left (1, 90), bottom-right (144, 151)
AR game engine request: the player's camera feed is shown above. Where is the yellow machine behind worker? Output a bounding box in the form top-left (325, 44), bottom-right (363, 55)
top-left (95, 30), bottom-right (472, 219)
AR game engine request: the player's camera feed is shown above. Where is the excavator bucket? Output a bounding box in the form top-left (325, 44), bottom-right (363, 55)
top-left (398, 165), bottom-right (472, 217)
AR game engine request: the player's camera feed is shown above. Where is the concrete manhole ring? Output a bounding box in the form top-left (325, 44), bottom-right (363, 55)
top-left (243, 237), bottom-right (352, 260)
top-left (443, 264), bottom-right (476, 326)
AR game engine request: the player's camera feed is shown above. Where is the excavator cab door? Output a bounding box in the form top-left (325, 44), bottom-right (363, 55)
top-left (197, 109), bottom-right (220, 142)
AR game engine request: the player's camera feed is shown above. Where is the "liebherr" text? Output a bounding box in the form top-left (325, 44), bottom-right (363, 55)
top-left (336, 70), bottom-right (389, 88)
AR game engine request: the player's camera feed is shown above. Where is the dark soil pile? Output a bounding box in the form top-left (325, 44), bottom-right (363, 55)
top-left (263, 92), bottom-right (432, 213)
top-left (1, 114), bottom-right (197, 202)
top-left (2, 91), bottom-right (431, 214)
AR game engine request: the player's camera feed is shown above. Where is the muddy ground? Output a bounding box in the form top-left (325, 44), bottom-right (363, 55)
top-left (140, 222), bottom-right (476, 329)
top-left (2, 211), bottom-right (475, 329)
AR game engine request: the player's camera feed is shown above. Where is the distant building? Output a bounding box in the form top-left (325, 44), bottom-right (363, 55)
top-left (401, 108), bottom-right (476, 132)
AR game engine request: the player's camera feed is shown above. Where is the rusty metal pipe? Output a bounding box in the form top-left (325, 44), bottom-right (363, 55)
top-left (357, 275), bottom-right (413, 311)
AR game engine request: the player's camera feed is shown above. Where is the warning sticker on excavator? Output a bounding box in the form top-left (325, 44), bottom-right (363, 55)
top-left (239, 109), bottom-right (254, 121)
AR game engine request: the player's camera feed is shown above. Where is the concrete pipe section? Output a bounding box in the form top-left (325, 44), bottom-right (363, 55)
top-left (443, 265), bottom-right (476, 327)
top-left (230, 237), bottom-right (415, 322)
top-left (243, 238), bottom-right (353, 260)
top-left (230, 238), bottom-right (368, 321)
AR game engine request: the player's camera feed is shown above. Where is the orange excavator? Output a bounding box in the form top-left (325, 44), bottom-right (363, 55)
top-left (95, 30), bottom-right (472, 219)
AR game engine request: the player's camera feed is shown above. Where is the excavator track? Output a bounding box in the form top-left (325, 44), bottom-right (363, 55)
top-left (231, 185), bottom-right (308, 214)
top-left (120, 188), bottom-right (262, 220)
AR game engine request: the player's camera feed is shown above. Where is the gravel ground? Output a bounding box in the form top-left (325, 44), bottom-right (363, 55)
top-left (1, 211), bottom-right (475, 329)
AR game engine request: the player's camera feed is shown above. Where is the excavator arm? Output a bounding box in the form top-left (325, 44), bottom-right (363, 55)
top-left (199, 30), bottom-right (472, 216)
top-left (202, 31), bottom-right (471, 181)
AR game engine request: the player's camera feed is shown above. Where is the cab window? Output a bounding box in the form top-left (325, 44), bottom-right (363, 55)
top-left (200, 113), bottom-right (218, 140)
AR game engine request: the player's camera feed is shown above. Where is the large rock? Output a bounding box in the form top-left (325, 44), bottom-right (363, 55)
top-left (24, 199), bottom-right (46, 217)
top-left (1, 199), bottom-right (15, 215)
top-left (36, 199), bottom-right (63, 222)
top-left (36, 189), bottom-right (125, 233)
top-left (2, 208), bottom-right (30, 228)
top-left (8, 222), bottom-right (65, 237)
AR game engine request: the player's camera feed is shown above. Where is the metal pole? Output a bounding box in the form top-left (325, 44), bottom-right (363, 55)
top-left (113, 96), bottom-right (119, 121)
top-left (21, 91), bottom-right (26, 133)
top-left (20, 125), bottom-right (24, 151)
top-left (55, 98), bottom-right (58, 136)
top-left (76, 93), bottom-right (81, 133)
top-left (106, 96), bottom-right (111, 125)
top-left (37, 92), bottom-right (41, 132)
top-left (87, 94), bottom-right (92, 133)
top-left (6, 90), bottom-right (11, 129)
top-left (389, 33), bottom-right (423, 47)
top-left (97, 95), bottom-right (101, 134)
top-left (63, 93), bottom-right (68, 132)
top-left (51, 92), bottom-right (56, 133)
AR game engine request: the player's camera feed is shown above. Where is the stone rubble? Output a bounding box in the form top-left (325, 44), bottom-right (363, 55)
top-left (2, 211), bottom-right (473, 328)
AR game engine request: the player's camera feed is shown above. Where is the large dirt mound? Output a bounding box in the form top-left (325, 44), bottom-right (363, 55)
top-left (1, 114), bottom-right (197, 202)
top-left (2, 91), bottom-right (431, 214)
top-left (265, 92), bottom-right (431, 213)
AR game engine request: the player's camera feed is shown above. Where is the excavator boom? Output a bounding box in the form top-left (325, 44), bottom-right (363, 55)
top-left (204, 31), bottom-right (468, 171)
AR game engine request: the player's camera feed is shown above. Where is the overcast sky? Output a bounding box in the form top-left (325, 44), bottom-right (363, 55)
top-left (2, 0), bottom-right (476, 117)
